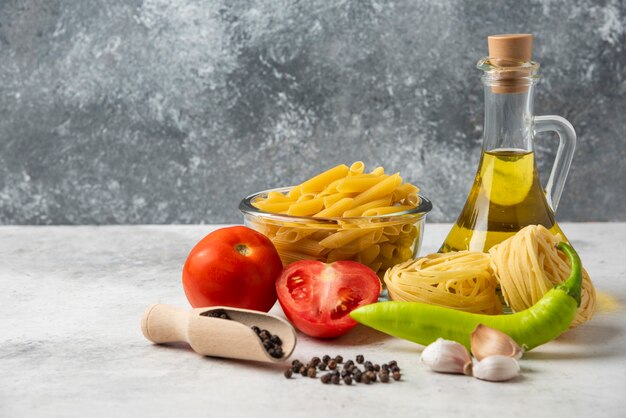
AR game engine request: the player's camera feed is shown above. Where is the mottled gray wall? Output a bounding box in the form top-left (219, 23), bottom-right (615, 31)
top-left (0, 0), bottom-right (624, 224)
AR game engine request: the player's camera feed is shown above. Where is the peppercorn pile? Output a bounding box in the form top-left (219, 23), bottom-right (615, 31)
top-left (200, 309), bottom-right (284, 358)
top-left (284, 354), bottom-right (401, 385)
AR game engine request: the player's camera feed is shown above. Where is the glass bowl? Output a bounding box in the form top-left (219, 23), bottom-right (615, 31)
top-left (239, 187), bottom-right (432, 277)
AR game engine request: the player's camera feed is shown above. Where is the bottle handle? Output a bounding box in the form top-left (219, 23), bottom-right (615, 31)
top-left (534, 115), bottom-right (576, 212)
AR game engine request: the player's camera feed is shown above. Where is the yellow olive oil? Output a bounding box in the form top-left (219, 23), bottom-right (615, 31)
top-left (440, 148), bottom-right (566, 252)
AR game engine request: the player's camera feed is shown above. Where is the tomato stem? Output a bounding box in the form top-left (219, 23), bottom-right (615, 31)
top-left (235, 244), bottom-right (251, 256)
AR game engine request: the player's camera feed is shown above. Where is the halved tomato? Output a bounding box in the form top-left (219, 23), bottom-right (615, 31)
top-left (276, 260), bottom-right (381, 338)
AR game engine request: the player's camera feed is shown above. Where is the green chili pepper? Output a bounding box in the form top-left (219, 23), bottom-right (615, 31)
top-left (350, 242), bottom-right (582, 351)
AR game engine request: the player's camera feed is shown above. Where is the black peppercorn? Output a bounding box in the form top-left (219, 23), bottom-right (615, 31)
top-left (328, 360), bottom-right (337, 370)
top-left (340, 370), bottom-right (349, 378)
top-left (334, 355), bottom-right (343, 363)
top-left (331, 375), bottom-right (341, 385)
top-left (272, 347), bottom-right (283, 358)
top-left (270, 335), bottom-right (282, 345)
top-left (344, 360), bottom-right (354, 368)
top-left (318, 363), bottom-right (327, 371)
top-left (367, 371), bottom-right (377, 382)
top-left (311, 356), bottom-right (321, 366)
top-left (381, 364), bottom-right (389, 372)
top-left (374, 364), bottom-right (381, 372)
top-left (388, 360), bottom-right (397, 368)
top-left (343, 376), bottom-right (352, 385)
top-left (251, 326), bottom-right (261, 334)
top-left (354, 371), bottom-right (362, 383)
top-left (356, 354), bottom-right (364, 364)
top-left (362, 374), bottom-right (371, 384)
top-left (392, 371), bottom-right (401, 381)
top-left (307, 368), bottom-right (317, 378)
top-left (379, 372), bottom-right (390, 383)
top-left (322, 355), bottom-right (331, 364)
top-left (321, 374), bottom-right (332, 384)
top-left (391, 366), bottom-right (400, 373)
top-left (284, 369), bottom-right (293, 379)
top-left (299, 366), bottom-right (307, 376)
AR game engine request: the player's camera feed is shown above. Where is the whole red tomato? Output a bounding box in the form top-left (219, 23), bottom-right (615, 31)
top-left (182, 226), bottom-right (283, 312)
top-left (276, 260), bottom-right (381, 338)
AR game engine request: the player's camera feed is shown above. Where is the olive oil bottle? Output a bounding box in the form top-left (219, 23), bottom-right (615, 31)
top-left (440, 148), bottom-right (565, 252)
top-left (440, 34), bottom-right (576, 253)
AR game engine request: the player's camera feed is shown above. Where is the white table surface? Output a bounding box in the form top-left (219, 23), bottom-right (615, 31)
top-left (1, 223), bottom-right (624, 418)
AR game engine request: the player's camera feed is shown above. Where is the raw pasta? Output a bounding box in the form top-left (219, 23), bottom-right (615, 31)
top-left (489, 224), bottom-right (596, 327)
top-left (384, 251), bottom-right (503, 315)
top-left (249, 162), bottom-right (425, 275)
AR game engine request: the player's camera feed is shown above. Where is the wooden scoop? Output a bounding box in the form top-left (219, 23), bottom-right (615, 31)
top-left (141, 304), bottom-right (297, 363)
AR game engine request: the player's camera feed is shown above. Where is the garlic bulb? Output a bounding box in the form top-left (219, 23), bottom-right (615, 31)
top-left (420, 338), bottom-right (473, 375)
top-left (471, 324), bottom-right (524, 360)
top-left (473, 355), bottom-right (520, 382)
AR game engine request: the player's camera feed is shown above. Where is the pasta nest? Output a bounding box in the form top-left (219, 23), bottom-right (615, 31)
top-left (489, 224), bottom-right (596, 327)
top-left (384, 251), bottom-right (503, 315)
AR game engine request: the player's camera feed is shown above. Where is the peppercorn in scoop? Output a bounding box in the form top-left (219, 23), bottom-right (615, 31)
top-left (200, 309), bottom-right (284, 359)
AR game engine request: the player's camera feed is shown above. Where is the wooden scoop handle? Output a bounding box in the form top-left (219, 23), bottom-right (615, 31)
top-left (141, 304), bottom-right (190, 344)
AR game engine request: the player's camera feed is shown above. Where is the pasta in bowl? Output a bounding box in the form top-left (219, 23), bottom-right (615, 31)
top-left (238, 163), bottom-right (432, 278)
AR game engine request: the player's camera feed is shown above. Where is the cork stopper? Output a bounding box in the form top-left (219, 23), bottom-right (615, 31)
top-left (486, 34), bottom-right (533, 93)
top-left (488, 34), bottom-right (533, 62)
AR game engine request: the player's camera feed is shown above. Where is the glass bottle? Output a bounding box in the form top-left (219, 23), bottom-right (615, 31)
top-left (440, 34), bottom-right (576, 253)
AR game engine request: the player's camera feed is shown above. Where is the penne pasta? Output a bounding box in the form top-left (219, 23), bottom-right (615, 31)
top-left (342, 196), bottom-right (394, 217)
top-left (301, 164), bottom-right (350, 193)
top-left (361, 205), bottom-right (415, 216)
top-left (358, 245), bottom-right (380, 265)
top-left (287, 197), bottom-right (325, 216)
top-left (266, 191), bottom-right (293, 203)
top-left (276, 227), bottom-right (317, 242)
top-left (249, 162), bottom-right (425, 276)
top-left (349, 161), bottom-right (365, 176)
top-left (315, 197), bottom-right (354, 218)
top-left (350, 173), bottom-right (402, 208)
top-left (337, 175), bottom-right (388, 193)
top-left (380, 243), bottom-right (399, 259)
top-left (318, 228), bottom-right (373, 249)
top-left (254, 201), bottom-right (292, 213)
top-left (406, 192), bottom-right (420, 206)
top-left (326, 249), bottom-right (358, 263)
top-left (273, 238), bottom-right (328, 257)
top-left (288, 186), bottom-right (303, 200)
top-left (323, 193), bottom-right (352, 208)
top-left (278, 250), bottom-right (324, 266)
top-left (296, 193), bottom-right (317, 202)
top-left (392, 183), bottom-right (420, 202)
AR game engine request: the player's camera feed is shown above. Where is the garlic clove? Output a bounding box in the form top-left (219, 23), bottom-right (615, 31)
top-left (471, 324), bottom-right (524, 361)
top-left (420, 338), bottom-right (473, 375)
top-left (473, 355), bottom-right (520, 382)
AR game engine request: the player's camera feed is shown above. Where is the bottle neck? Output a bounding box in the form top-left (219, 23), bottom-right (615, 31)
top-left (482, 83), bottom-right (535, 152)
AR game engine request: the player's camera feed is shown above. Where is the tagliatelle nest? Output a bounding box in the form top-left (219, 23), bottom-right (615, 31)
top-left (384, 251), bottom-right (503, 315)
top-left (489, 224), bottom-right (596, 327)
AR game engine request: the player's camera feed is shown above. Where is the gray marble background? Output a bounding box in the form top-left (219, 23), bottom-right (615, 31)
top-left (0, 0), bottom-right (624, 224)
